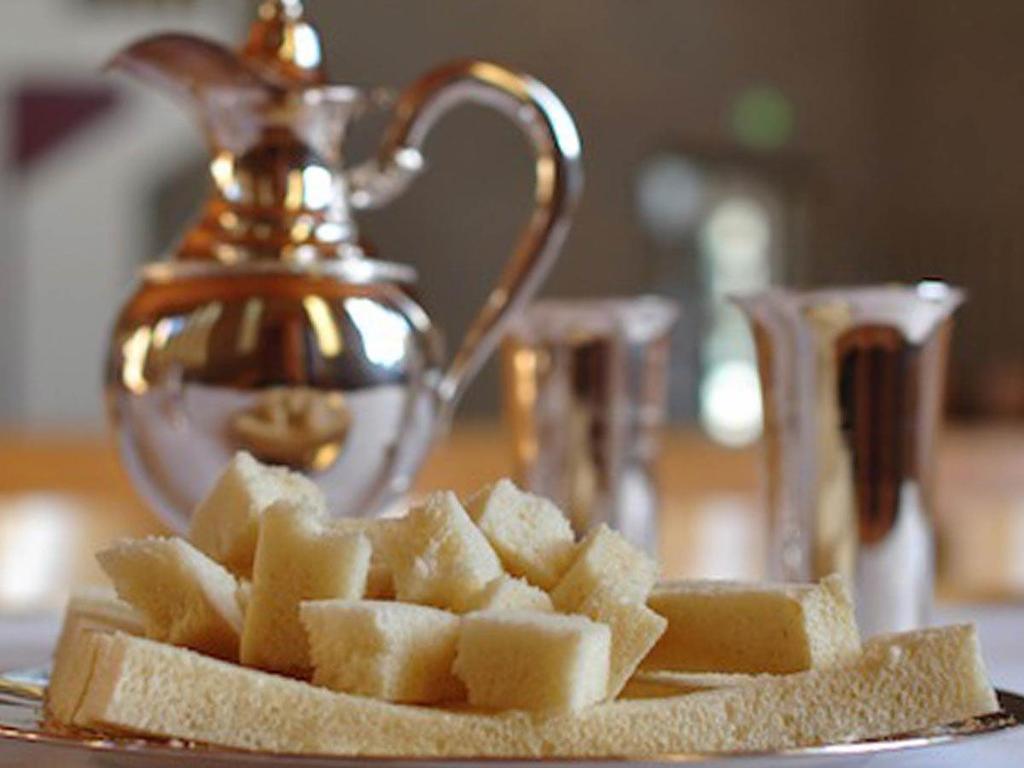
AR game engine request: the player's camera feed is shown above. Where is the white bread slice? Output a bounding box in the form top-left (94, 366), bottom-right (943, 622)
top-left (71, 625), bottom-right (997, 756)
top-left (466, 479), bottom-right (575, 590)
top-left (644, 574), bottom-right (860, 674)
top-left (379, 491), bottom-right (503, 612)
top-left (462, 575), bottom-right (553, 613)
top-left (241, 501), bottom-right (371, 676)
top-left (301, 599), bottom-right (463, 704)
top-left (188, 451), bottom-right (324, 577)
top-left (575, 588), bottom-right (667, 700)
top-left (453, 610), bottom-right (611, 712)
top-left (550, 524), bottom-right (658, 612)
top-left (97, 536), bottom-right (242, 660)
top-left (330, 517), bottom-right (395, 599)
top-left (45, 587), bottom-right (144, 723)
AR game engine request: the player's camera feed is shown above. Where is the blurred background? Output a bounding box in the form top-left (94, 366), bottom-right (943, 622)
top-left (0, 0), bottom-right (1023, 638)
top-left (6, 0), bottom-right (1024, 431)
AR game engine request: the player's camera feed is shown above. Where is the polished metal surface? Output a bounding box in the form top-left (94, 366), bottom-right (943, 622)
top-left (502, 297), bottom-right (677, 553)
top-left (104, 3), bottom-right (583, 526)
top-left (1, 668), bottom-right (1020, 766)
top-left (735, 284), bottom-right (963, 635)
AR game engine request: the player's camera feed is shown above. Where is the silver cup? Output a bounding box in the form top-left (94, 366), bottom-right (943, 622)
top-left (501, 297), bottom-right (678, 554)
top-left (734, 282), bottom-right (963, 635)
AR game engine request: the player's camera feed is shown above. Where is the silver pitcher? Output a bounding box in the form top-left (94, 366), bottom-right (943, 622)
top-left (734, 283), bottom-right (963, 635)
top-left (502, 297), bottom-right (678, 554)
top-left (104, 1), bottom-right (582, 528)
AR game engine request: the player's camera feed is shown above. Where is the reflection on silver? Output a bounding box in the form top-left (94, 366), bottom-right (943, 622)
top-left (734, 284), bottom-right (963, 636)
top-left (229, 387), bottom-right (350, 471)
top-left (503, 297), bottom-right (678, 554)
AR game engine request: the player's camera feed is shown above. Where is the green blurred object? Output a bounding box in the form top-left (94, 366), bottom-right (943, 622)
top-left (730, 86), bottom-right (794, 150)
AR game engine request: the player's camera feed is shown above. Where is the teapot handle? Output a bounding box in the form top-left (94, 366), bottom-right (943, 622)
top-left (346, 60), bottom-right (583, 412)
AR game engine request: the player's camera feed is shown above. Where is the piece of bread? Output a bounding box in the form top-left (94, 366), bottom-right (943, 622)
top-left (301, 599), bottom-right (463, 704)
top-left (575, 588), bottom-right (667, 700)
top-left (70, 624), bottom-right (997, 756)
top-left (45, 587), bottom-right (144, 723)
top-left (644, 574), bottom-right (860, 674)
top-left (453, 610), bottom-right (611, 712)
top-left (550, 525), bottom-right (658, 612)
top-left (240, 501), bottom-right (371, 676)
top-left (465, 479), bottom-right (576, 590)
top-left (188, 451), bottom-right (323, 577)
top-left (330, 517), bottom-right (395, 599)
top-left (236, 579), bottom-right (251, 617)
top-left (620, 671), bottom-right (761, 699)
top-left (379, 491), bottom-right (503, 612)
top-left (461, 575), bottom-right (553, 613)
top-left (97, 536), bottom-right (243, 660)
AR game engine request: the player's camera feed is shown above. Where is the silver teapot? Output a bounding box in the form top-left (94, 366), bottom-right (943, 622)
top-left (104, 0), bottom-right (582, 527)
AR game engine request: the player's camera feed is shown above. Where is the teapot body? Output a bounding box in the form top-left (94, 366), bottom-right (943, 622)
top-left (107, 262), bottom-right (444, 525)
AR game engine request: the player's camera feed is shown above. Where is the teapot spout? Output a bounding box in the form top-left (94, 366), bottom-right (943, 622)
top-left (106, 33), bottom-right (269, 106)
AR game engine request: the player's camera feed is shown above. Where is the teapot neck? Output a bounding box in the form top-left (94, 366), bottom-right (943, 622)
top-left (176, 87), bottom-right (368, 264)
top-left (176, 195), bottom-right (364, 264)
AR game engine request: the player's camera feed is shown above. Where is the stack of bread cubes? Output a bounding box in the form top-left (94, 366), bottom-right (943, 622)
top-left (45, 452), bottom-right (1000, 757)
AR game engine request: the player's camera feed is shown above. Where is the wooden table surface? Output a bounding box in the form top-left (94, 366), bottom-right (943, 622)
top-left (0, 423), bottom-right (1021, 613)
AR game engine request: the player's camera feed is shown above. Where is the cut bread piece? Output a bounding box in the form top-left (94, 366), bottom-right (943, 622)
top-left (550, 525), bottom-right (658, 612)
top-left (97, 536), bottom-right (242, 660)
top-left (45, 587), bottom-right (144, 723)
top-left (644, 574), bottom-right (860, 674)
top-left (241, 501), bottom-right (371, 676)
top-left (576, 588), bottom-right (667, 700)
top-left (453, 610), bottom-right (611, 712)
top-left (620, 671), bottom-right (761, 699)
top-left (330, 517), bottom-right (395, 599)
top-left (301, 599), bottom-right (462, 704)
top-left (188, 451), bottom-right (324, 577)
top-left (466, 479), bottom-right (575, 590)
top-left (236, 579), bottom-right (252, 617)
top-left (379, 491), bottom-right (503, 611)
top-left (71, 625), bottom-right (997, 756)
top-left (462, 575), bottom-right (553, 613)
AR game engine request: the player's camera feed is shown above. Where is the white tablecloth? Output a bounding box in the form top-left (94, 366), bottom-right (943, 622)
top-left (2, 604), bottom-right (1022, 766)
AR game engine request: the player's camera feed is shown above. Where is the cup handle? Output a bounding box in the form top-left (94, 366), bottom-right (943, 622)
top-left (346, 60), bottom-right (583, 413)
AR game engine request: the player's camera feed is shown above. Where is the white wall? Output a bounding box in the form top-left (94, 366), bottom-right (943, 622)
top-left (0, 0), bottom-right (243, 428)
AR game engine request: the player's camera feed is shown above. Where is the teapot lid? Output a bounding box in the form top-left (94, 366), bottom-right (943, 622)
top-left (241, 0), bottom-right (327, 87)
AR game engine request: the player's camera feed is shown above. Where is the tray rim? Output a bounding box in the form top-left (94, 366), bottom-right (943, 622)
top-left (1, 668), bottom-right (1020, 764)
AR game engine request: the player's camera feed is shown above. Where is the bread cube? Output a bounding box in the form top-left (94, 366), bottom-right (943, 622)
top-left (576, 588), bottom-right (667, 699)
top-left (330, 517), bottom-right (395, 599)
top-left (453, 610), bottom-right (610, 712)
top-left (550, 525), bottom-right (659, 612)
top-left (379, 491), bottom-right (503, 611)
top-left (301, 599), bottom-right (463, 703)
top-left (466, 479), bottom-right (576, 590)
top-left (462, 575), bottom-right (553, 613)
top-left (240, 500), bottom-right (371, 676)
top-left (188, 451), bottom-right (324, 577)
top-left (97, 536), bottom-right (242, 660)
top-left (643, 574), bottom-right (861, 674)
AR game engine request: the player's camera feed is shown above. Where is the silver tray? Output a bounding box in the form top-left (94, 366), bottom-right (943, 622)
top-left (0, 668), bottom-right (1020, 767)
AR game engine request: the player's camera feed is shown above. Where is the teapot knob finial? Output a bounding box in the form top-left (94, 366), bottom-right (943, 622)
top-left (242, 0), bottom-right (327, 86)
